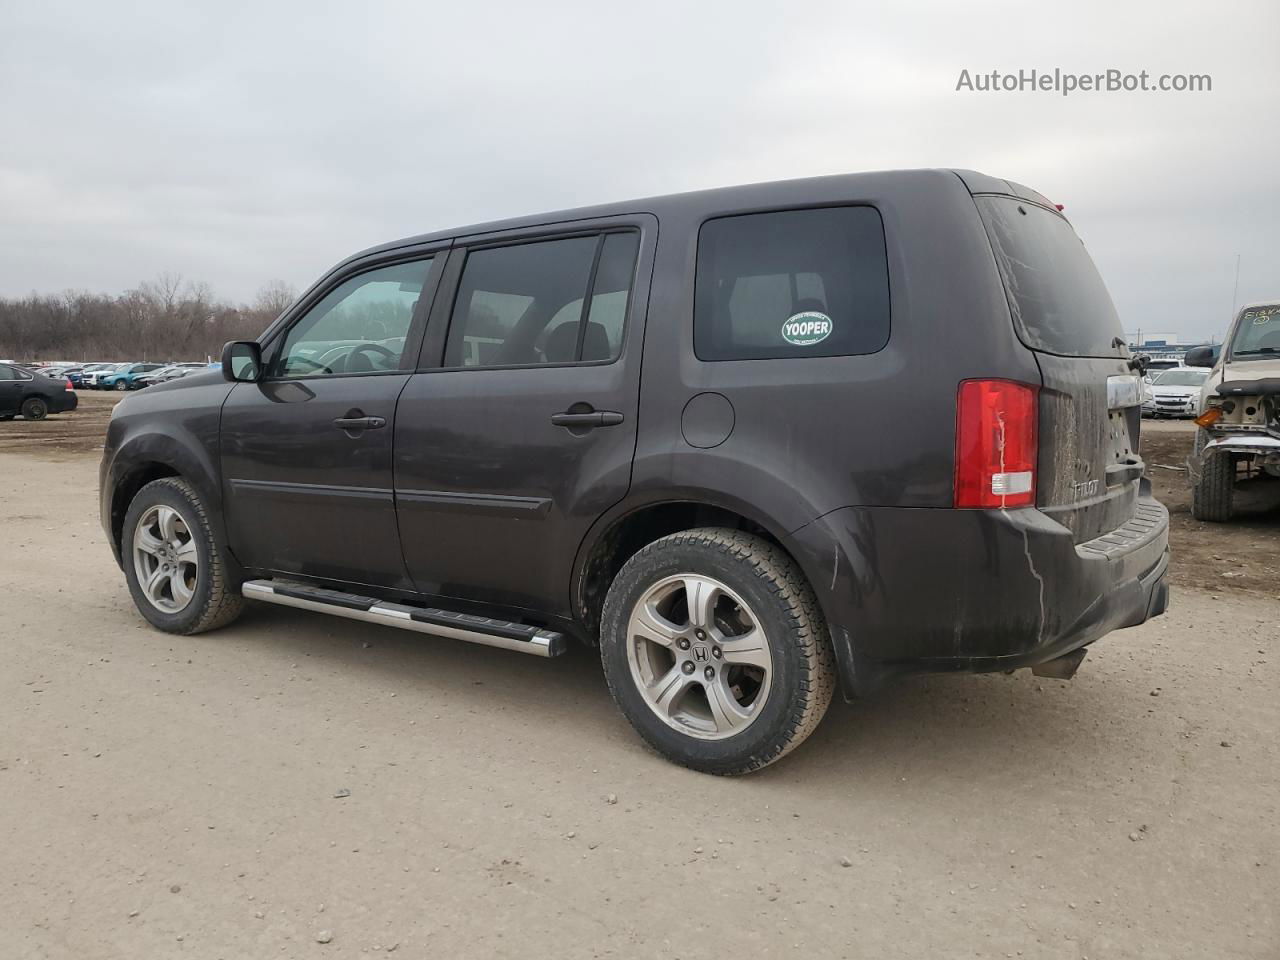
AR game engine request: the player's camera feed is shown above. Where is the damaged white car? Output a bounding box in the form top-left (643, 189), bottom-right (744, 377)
top-left (1185, 300), bottom-right (1280, 521)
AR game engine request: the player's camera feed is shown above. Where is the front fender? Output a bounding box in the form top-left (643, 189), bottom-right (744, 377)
top-left (100, 380), bottom-right (232, 562)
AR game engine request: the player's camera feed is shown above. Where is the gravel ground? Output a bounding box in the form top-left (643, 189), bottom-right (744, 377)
top-left (1, 425), bottom-right (1277, 959)
top-left (1140, 419), bottom-right (1280, 598)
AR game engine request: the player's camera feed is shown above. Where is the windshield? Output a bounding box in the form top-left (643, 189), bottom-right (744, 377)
top-left (1153, 370), bottom-right (1207, 386)
top-left (976, 197), bottom-right (1125, 358)
top-left (1229, 304), bottom-right (1280, 361)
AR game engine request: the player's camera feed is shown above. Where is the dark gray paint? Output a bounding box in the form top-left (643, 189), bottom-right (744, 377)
top-left (100, 169), bottom-right (1170, 698)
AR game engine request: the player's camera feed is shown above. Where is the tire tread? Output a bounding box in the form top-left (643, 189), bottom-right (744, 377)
top-left (601, 527), bottom-right (835, 775)
top-left (130, 477), bottom-right (244, 634)
top-left (1191, 431), bottom-right (1234, 522)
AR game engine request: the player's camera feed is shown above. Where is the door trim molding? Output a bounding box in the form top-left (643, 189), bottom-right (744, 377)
top-left (229, 478), bottom-right (394, 502)
top-left (396, 488), bottom-right (552, 517)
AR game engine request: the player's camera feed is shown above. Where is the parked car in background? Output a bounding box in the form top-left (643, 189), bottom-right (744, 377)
top-left (1185, 300), bottom-right (1280, 521)
top-left (1141, 367), bottom-right (1209, 417)
top-left (100, 363), bottom-right (165, 391)
top-left (101, 169), bottom-right (1170, 774)
top-left (170, 362), bottom-right (213, 380)
top-left (1141, 358), bottom-right (1182, 376)
top-left (82, 363), bottom-right (129, 389)
top-left (69, 362), bottom-right (117, 387)
top-left (0, 362), bottom-right (78, 420)
top-left (135, 363), bottom-right (210, 388)
top-left (135, 365), bottom-right (181, 388)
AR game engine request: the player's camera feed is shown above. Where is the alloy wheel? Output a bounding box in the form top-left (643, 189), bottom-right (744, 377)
top-left (625, 574), bottom-right (773, 740)
top-left (132, 505), bottom-right (199, 613)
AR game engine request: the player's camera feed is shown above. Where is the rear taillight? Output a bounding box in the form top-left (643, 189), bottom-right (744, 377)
top-left (65, 378), bottom-right (74, 391)
top-left (954, 379), bottom-right (1038, 509)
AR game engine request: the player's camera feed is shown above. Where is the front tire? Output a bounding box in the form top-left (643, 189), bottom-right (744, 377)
top-left (114, 380), bottom-right (129, 391)
top-left (122, 477), bottom-right (244, 634)
top-left (600, 528), bottom-right (835, 775)
top-left (20, 397), bottom-right (48, 420)
top-left (1191, 430), bottom-right (1235, 522)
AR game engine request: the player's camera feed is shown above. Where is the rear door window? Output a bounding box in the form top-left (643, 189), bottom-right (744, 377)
top-left (976, 197), bottom-right (1125, 358)
top-left (444, 230), bottom-right (639, 368)
top-left (694, 206), bottom-right (890, 361)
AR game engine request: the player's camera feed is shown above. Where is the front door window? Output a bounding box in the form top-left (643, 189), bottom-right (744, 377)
top-left (273, 259), bottom-right (434, 378)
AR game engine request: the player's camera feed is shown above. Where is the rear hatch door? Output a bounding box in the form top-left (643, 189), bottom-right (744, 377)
top-left (975, 193), bottom-right (1143, 543)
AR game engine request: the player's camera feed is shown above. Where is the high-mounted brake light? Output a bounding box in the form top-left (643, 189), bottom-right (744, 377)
top-left (954, 379), bottom-right (1038, 509)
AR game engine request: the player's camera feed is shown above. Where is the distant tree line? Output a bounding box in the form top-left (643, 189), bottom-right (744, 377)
top-left (0, 274), bottom-right (298, 362)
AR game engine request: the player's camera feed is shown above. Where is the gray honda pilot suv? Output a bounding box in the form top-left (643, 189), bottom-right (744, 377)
top-left (100, 169), bottom-right (1170, 774)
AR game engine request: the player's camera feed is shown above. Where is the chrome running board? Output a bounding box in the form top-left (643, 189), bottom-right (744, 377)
top-left (242, 579), bottom-right (567, 658)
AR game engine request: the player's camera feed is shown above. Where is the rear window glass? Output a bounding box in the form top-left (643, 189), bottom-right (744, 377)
top-left (694, 206), bottom-right (890, 361)
top-left (977, 197), bottom-right (1125, 358)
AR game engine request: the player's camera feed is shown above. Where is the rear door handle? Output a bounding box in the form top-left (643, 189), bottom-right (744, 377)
top-left (550, 410), bottom-right (624, 429)
top-left (333, 415), bottom-right (386, 431)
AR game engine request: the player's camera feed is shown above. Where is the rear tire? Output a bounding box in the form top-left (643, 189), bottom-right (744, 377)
top-left (600, 527), bottom-right (836, 775)
top-left (122, 477), bottom-right (244, 634)
top-left (20, 397), bottom-right (48, 421)
top-left (1191, 430), bottom-right (1235, 522)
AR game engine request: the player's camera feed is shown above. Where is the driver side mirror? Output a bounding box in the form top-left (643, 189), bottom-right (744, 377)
top-left (221, 341), bottom-right (263, 382)
top-left (1183, 345), bottom-right (1216, 369)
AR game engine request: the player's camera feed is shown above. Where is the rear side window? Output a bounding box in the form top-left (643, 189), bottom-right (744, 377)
top-left (445, 231), bottom-right (639, 368)
top-left (694, 206), bottom-right (890, 361)
top-left (976, 197), bottom-right (1125, 358)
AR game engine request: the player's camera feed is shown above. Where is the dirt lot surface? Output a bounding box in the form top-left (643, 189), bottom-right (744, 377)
top-left (1141, 419), bottom-right (1280, 598)
top-left (3, 390), bottom-right (121, 457)
top-left (2, 406), bottom-right (1278, 958)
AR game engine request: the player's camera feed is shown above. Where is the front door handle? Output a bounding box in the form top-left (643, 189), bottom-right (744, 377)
top-left (333, 414), bottom-right (386, 432)
top-left (551, 410), bottom-right (624, 429)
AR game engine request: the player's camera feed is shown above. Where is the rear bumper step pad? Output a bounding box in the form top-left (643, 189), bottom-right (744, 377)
top-left (242, 580), bottom-right (566, 658)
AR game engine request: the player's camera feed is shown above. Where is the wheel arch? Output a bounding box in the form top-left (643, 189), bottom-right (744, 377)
top-left (105, 433), bottom-right (224, 565)
top-left (571, 491), bottom-right (816, 643)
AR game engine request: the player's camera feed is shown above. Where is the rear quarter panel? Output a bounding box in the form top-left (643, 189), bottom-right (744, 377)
top-left (631, 169), bottom-right (1039, 532)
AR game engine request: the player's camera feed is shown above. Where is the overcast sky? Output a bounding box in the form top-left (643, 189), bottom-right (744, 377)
top-left (1, 0), bottom-right (1276, 341)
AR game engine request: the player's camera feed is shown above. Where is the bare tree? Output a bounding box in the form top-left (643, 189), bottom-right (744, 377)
top-left (0, 276), bottom-right (284, 362)
top-left (254, 280), bottom-right (298, 318)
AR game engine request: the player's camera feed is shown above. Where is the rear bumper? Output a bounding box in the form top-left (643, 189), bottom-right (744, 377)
top-left (50, 391), bottom-right (78, 413)
top-left (785, 487), bottom-right (1170, 699)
